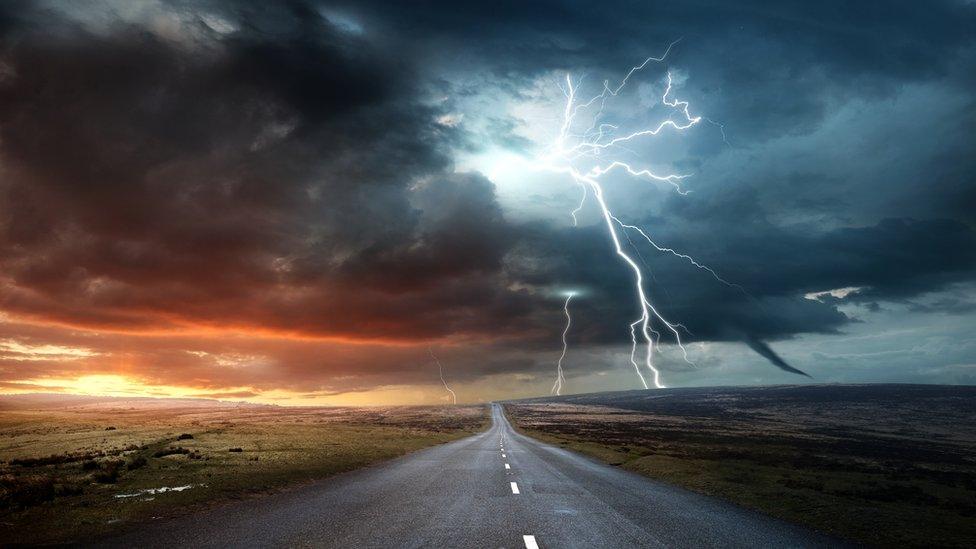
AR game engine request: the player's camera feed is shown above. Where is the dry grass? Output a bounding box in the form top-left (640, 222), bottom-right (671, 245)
top-left (0, 398), bottom-right (488, 545)
top-left (504, 384), bottom-right (976, 548)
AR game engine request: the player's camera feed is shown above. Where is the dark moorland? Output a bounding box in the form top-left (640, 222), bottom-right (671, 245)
top-left (504, 384), bottom-right (976, 548)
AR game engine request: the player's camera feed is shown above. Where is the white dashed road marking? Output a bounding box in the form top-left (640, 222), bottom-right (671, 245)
top-left (523, 535), bottom-right (539, 549)
top-left (510, 482), bottom-right (520, 494)
top-left (502, 453), bottom-right (506, 458)
top-left (505, 463), bottom-right (511, 469)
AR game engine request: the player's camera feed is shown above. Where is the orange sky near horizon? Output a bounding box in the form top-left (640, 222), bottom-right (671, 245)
top-left (0, 313), bottom-right (553, 406)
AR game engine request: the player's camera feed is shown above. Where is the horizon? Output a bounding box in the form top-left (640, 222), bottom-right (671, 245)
top-left (3, 380), bottom-right (973, 409)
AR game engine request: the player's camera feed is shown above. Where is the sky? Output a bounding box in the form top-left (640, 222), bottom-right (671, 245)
top-left (0, 0), bottom-right (974, 405)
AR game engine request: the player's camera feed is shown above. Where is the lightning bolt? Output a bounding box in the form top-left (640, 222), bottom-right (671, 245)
top-left (523, 41), bottom-right (722, 389)
top-left (428, 347), bottom-right (457, 405)
top-left (610, 214), bottom-right (743, 291)
top-left (551, 292), bottom-right (575, 396)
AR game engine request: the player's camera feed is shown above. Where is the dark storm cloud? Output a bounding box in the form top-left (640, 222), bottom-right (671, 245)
top-left (343, 0), bottom-right (976, 136)
top-left (0, 0), bottom-right (974, 389)
top-left (509, 215), bottom-right (975, 349)
top-left (0, 1), bottom-right (541, 343)
top-left (371, 0), bottom-right (976, 369)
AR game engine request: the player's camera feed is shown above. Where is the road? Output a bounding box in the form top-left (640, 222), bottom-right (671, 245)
top-left (97, 404), bottom-right (840, 548)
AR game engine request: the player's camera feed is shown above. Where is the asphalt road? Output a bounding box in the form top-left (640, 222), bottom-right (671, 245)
top-left (97, 404), bottom-right (840, 548)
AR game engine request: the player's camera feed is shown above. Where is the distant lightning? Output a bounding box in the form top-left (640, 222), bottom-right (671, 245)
top-left (551, 292), bottom-right (575, 396)
top-left (522, 41), bottom-right (721, 389)
top-left (428, 347), bottom-right (457, 405)
top-left (706, 118), bottom-right (731, 147)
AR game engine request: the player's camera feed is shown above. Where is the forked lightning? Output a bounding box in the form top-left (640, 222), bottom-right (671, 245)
top-left (529, 42), bottom-right (724, 389)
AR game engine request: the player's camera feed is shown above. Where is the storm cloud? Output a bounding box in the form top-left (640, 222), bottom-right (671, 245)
top-left (0, 0), bottom-right (973, 400)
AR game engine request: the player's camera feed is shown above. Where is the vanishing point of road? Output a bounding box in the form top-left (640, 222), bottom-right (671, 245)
top-left (97, 404), bottom-right (840, 548)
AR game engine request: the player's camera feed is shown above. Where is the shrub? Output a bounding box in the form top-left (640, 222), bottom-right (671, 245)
top-left (127, 456), bottom-right (148, 470)
top-left (54, 482), bottom-right (84, 497)
top-left (10, 452), bottom-right (100, 467)
top-left (0, 474), bottom-right (56, 509)
top-left (228, 447), bottom-right (243, 453)
top-left (153, 447), bottom-right (190, 458)
top-left (10, 454), bottom-right (75, 467)
top-left (105, 426), bottom-right (117, 431)
top-left (93, 460), bottom-right (124, 484)
top-left (177, 433), bottom-right (194, 440)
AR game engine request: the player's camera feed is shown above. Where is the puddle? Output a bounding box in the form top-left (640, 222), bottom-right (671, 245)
top-left (114, 485), bottom-right (195, 499)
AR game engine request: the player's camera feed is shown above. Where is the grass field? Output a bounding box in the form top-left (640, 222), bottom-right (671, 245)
top-left (504, 384), bottom-right (976, 548)
top-left (0, 395), bottom-right (488, 545)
